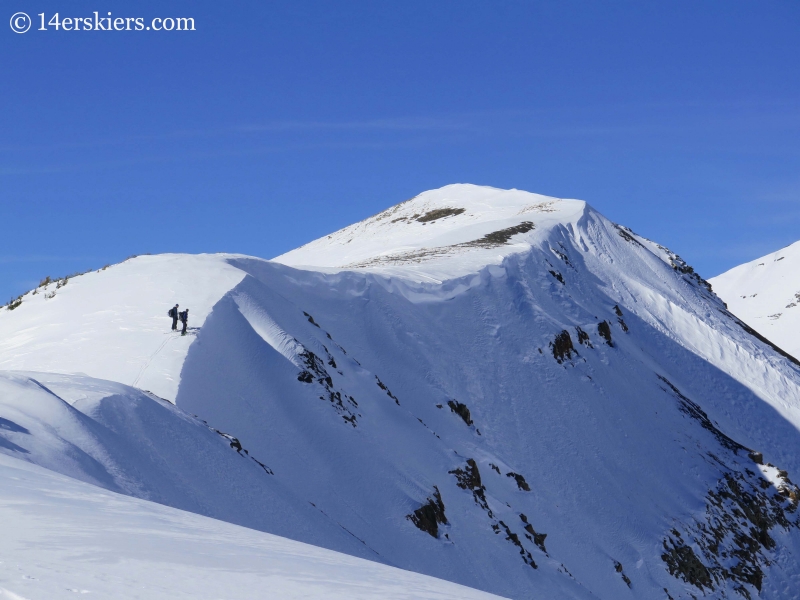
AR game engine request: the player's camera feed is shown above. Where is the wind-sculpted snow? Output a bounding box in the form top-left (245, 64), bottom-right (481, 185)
top-left (2, 185), bottom-right (800, 599)
top-left (0, 371), bottom-right (373, 559)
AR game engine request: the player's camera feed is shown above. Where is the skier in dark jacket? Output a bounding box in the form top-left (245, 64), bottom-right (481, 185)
top-left (179, 308), bottom-right (189, 336)
top-left (168, 304), bottom-right (179, 331)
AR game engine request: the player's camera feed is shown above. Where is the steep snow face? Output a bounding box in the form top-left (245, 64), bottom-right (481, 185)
top-left (1, 184), bottom-right (800, 600)
top-left (0, 254), bottom-right (245, 401)
top-left (710, 240), bottom-right (800, 360)
top-left (0, 371), bottom-right (372, 558)
top-left (274, 184), bottom-right (585, 282)
top-left (0, 454), bottom-right (503, 600)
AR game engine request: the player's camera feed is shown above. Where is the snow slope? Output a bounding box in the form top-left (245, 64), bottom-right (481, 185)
top-left (0, 254), bottom-right (245, 401)
top-left (0, 453), bottom-right (503, 600)
top-left (0, 371), bottom-right (376, 559)
top-left (2, 184), bottom-right (800, 599)
top-left (710, 240), bottom-right (800, 360)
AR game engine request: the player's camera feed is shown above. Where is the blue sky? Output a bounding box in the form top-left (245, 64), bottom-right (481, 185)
top-left (2, 1), bottom-right (799, 300)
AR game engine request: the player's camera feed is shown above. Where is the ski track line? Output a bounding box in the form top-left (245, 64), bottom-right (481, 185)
top-left (131, 333), bottom-right (175, 388)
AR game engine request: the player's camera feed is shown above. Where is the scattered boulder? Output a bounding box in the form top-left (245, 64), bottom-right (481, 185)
top-left (550, 330), bottom-right (576, 363)
top-left (614, 561), bottom-right (632, 588)
top-left (210, 429), bottom-right (273, 475)
top-left (551, 247), bottom-right (572, 266)
top-left (452, 458), bottom-right (482, 490)
top-left (498, 520), bottom-right (537, 569)
top-left (408, 486), bottom-right (448, 538)
top-left (450, 459), bottom-right (491, 515)
top-left (519, 513), bottom-right (548, 553)
top-left (447, 400), bottom-right (473, 426)
top-left (576, 326), bottom-right (592, 347)
top-left (597, 321), bottom-right (613, 346)
top-left (506, 472), bottom-right (531, 491)
top-left (375, 376), bottom-right (401, 405)
top-left (613, 306), bottom-right (629, 331)
top-left (614, 225), bottom-right (645, 247)
top-left (549, 270), bottom-right (565, 284)
top-left (302, 311), bottom-right (320, 328)
top-left (296, 348), bottom-right (359, 424)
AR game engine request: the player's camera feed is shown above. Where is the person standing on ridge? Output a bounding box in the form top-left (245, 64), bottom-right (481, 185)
top-left (179, 308), bottom-right (189, 336)
top-left (168, 304), bottom-right (179, 331)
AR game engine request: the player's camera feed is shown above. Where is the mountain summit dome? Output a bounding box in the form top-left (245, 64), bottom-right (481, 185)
top-left (275, 184), bottom-right (588, 281)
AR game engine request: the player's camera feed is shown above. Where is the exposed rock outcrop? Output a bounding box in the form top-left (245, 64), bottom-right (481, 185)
top-left (408, 486), bottom-right (448, 538)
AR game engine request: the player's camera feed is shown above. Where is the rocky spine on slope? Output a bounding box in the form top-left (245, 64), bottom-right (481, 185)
top-left (408, 486), bottom-right (449, 538)
top-left (550, 330), bottom-right (576, 363)
top-left (447, 400), bottom-right (473, 426)
top-left (657, 376), bottom-right (800, 599)
top-left (446, 459), bottom-right (539, 570)
top-left (345, 221), bottom-right (536, 268)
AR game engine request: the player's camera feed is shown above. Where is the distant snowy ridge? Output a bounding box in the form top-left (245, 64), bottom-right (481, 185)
top-left (711, 239), bottom-right (800, 360)
top-left (1, 184), bottom-right (800, 599)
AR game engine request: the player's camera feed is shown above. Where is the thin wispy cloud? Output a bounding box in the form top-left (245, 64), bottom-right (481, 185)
top-left (2, 100), bottom-right (799, 158)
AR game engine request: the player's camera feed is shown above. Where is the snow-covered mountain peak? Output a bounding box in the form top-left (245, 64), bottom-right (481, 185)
top-left (275, 184), bottom-right (587, 281)
top-left (3, 185), bottom-right (800, 599)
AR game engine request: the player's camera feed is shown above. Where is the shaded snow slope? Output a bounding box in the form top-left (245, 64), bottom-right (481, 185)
top-left (711, 240), bottom-right (800, 360)
top-left (2, 184), bottom-right (800, 599)
top-left (0, 454), bottom-right (503, 600)
top-left (0, 371), bottom-right (374, 559)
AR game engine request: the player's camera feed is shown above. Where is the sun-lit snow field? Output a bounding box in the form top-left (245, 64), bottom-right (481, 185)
top-left (0, 254), bottom-right (245, 401)
top-left (1, 185), bottom-right (800, 599)
top-left (711, 239), bottom-right (800, 360)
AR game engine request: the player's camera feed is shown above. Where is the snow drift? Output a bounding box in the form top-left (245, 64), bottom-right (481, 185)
top-left (2, 184), bottom-right (800, 599)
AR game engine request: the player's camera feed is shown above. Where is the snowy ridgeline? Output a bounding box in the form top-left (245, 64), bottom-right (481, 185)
top-left (711, 239), bottom-right (800, 360)
top-left (1, 185), bottom-right (800, 600)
